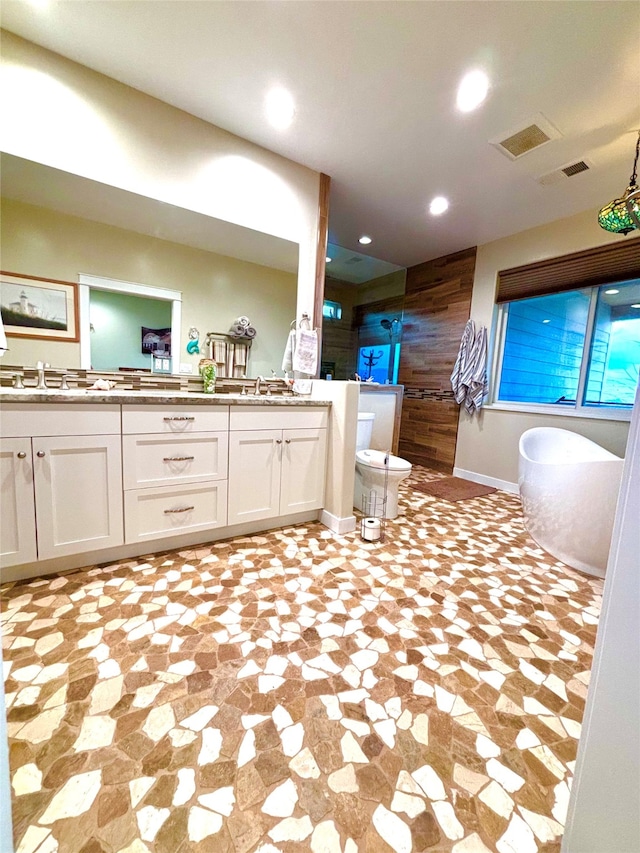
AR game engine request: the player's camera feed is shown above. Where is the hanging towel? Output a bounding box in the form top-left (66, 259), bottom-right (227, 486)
top-left (213, 339), bottom-right (226, 364)
top-left (451, 319), bottom-right (475, 405)
top-left (292, 328), bottom-right (318, 375)
top-left (0, 313), bottom-right (7, 358)
top-left (234, 342), bottom-right (247, 367)
top-left (450, 320), bottom-right (488, 416)
top-left (282, 328), bottom-right (296, 373)
top-left (465, 324), bottom-right (488, 415)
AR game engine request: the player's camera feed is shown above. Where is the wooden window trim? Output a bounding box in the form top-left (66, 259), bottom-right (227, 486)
top-left (496, 237), bottom-right (640, 303)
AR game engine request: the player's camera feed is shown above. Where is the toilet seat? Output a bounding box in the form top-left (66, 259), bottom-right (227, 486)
top-left (356, 449), bottom-right (412, 472)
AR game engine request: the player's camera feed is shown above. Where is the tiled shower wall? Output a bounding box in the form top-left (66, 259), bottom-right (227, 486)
top-left (398, 247), bottom-right (477, 472)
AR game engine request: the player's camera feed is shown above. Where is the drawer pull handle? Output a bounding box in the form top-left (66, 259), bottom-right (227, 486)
top-left (163, 456), bottom-right (195, 462)
top-left (164, 506), bottom-right (195, 514)
top-left (17, 451), bottom-right (27, 459)
top-left (36, 450), bottom-right (46, 458)
top-left (163, 416), bottom-right (195, 421)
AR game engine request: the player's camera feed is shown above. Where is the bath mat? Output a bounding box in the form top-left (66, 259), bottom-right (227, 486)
top-left (413, 476), bottom-right (496, 501)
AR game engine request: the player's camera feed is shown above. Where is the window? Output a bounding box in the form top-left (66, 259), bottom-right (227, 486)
top-left (496, 279), bottom-right (640, 412)
top-left (322, 299), bottom-right (342, 320)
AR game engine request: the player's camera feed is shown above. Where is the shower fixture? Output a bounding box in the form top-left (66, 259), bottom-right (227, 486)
top-left (380, 318), bottom-right (401, 337)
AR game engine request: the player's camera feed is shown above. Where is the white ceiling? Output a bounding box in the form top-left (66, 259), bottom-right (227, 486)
top-left (1, 1), bottom-right (639, 268)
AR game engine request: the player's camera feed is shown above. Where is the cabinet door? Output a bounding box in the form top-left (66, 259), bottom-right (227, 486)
top-left (0, 438), bottom-right (37, 568)
top-left (280, 428), bottom-right (327, 514)
top-left (33, 435), bottom-right (124, 560)
top-left (227, 430), bottom-right (281, 525)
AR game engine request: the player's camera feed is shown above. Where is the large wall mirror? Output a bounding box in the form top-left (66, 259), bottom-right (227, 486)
top-left (0, 153), bottom-right (299, 379)
top-left (321, 243), bottom-right (406, 382)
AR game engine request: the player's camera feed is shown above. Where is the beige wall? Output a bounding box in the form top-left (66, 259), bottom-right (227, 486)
top-left (455, 208), bottom-right (633, 487)
top-left (1, 198), bottom-right (297, 376)
top-left (0, 31), bottom-right (320, 326)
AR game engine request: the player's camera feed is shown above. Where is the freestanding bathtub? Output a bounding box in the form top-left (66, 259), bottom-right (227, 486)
top-left (518, 427), bottom-right (624, 577)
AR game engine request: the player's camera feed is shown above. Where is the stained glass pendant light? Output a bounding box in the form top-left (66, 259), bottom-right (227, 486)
top-left (598, 130), bottom-right (640, 235)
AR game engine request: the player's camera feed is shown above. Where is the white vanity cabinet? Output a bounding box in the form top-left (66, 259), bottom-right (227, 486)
top-left (227, 407), bottom-right (328, 525)
top-left (0, 438), bottom-right (38, 567)
top-left (122, 404), bottom-right (229, 542)
top-left (0, 405), bottom-right (124, 566)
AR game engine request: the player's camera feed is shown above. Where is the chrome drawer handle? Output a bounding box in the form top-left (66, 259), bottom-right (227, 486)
top-left (164, 506), bottom-right (194, 514)
top-left (36, 450), bottom-right (46, 458)
top-left (163, 416), bottom-right (195, 421)
top-left (163, 456), bottom-right (195, 462)
top-left (17, 451), bottom-right (27, 459)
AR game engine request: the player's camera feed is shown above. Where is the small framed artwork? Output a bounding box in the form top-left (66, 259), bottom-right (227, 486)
top-left (0, 270), bottom-right (79, 342)
top-left (141, 326), bottom-right (172, 356)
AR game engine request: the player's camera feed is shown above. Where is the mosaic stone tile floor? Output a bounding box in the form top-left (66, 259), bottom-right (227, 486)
top-left (2, 466), bottom-right (603, 853)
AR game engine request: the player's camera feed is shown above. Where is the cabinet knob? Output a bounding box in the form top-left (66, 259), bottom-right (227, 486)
top-left (36, 450), bottom-right (46, 458)
top-left (276, 439), bottom-right (282, 444)
top-left (17, 451), bottom-right (27, 459)
top-left (285, 439), bottom-right (291, 444)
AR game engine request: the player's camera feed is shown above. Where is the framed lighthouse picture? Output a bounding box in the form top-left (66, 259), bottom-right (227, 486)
top-left (0, 271), bottom-right (79, 342)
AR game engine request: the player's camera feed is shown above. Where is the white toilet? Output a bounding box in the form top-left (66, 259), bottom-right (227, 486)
top-left (354, 411), bottom-right (412, 519)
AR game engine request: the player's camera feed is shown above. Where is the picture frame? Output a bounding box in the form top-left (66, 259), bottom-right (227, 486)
top-left (0, 270), bottom-right (79, 342)
top-left (141, 326), bottom-right (172, 356)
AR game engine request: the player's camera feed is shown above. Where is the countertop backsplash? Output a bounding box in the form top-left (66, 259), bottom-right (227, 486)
top-left (0, 364), bottom-right (295, 396)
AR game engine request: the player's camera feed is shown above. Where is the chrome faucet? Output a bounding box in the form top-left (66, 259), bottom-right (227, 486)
top-left (254, 376), bottom-right (266, 396)
top-left (59, 374), bottom-right (75, 390)
top-left (36, 361), bottom-right (50, 389)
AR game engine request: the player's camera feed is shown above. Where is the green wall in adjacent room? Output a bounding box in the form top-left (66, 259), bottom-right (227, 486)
top-left (90, 290), bottom-right (172, 370)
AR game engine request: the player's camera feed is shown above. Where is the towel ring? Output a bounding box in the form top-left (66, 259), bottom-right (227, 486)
top-left (291, 313), bottom-right (311, 331)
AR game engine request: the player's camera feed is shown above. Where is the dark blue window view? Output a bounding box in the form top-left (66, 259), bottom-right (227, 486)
top-left (358, 343), bottom-right (391, 383)
top-left (498, 281), bottom-right (640, 408)
top-left (498, 290), bottom-right (590, 404)
top-left (584, 286), bottom-right (640, 406)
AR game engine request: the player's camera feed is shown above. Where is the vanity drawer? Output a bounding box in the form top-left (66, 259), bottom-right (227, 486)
top-left (122, 405), bottom-right (229, 434)
top-left (0, 404), bottom-right (120, 438)
top-left (229, 406), bottom-right (328, 431)
top-left (124, 481), bottom-right (228, 543)
top-left (123, 432), bottom-right (228, 489)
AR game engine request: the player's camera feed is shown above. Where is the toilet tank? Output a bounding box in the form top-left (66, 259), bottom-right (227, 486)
top-left (357, 412), bottom-right (375, 452)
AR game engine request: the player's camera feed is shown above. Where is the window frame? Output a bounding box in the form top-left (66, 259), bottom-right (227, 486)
top-left (488, 283), bottom-right (635, 422)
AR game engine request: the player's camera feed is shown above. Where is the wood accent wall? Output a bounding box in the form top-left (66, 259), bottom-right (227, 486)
top-left (397, 246), bottom-right (477, 472)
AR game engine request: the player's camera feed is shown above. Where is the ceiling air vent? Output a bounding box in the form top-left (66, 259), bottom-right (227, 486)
top-left (344, 256), bottom-right (364, 265)
top-left (562, 160), bottom-right (590, 177)
top-left (491, 113), bottom-right (561, 160)
top-left (537, 158), bottom-right (593, 186)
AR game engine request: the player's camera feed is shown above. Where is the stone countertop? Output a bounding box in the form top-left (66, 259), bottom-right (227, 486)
top-left (0, 389), bottom-right (331, 407)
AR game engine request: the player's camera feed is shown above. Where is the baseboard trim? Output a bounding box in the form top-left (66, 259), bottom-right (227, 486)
top-left (453, 467), bottom-right (519, 495)
top-left (320, 510), bottom-right (357, 534)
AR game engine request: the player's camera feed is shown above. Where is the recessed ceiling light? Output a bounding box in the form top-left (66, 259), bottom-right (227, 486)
top-left (542, 319), bottom-right (550, 324)
top-left (631, 303), bottom-right (640, 309)
top-left (358, 236), bottom-right (372, 245)
top-left (429, 196), bottom-right (449, 216)
top-left (265, 87), bottom-right (295, 130)
top-left (456, 70), bottom-right (489, 113)
top-left (325, 257), bottom-right (332, 263)
top-left (27, 0), bottom-right (50, 8)
top-left (604, 289), bottom-right (619, 295)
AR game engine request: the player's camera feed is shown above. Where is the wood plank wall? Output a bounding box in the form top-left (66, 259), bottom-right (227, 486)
top-left (397, 246), bottom-right (477, 472)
